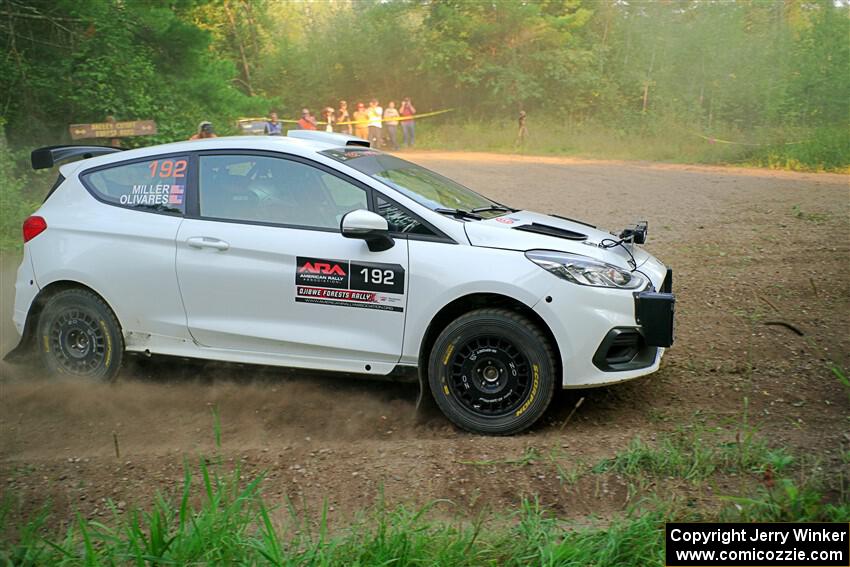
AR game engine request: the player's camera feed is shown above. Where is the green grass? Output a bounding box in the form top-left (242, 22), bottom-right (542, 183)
top-left (2, 415), bottom-right (844, 565)
top-left (0, 458), bottom-right (667, 566)
top-left (591, 425), bottom-right (793, 481)
top-left (791, 204), bottom-right (831, 224)
top-left (415, 119), bottom-right (850, 173)
top-left (2, 454), bottom-right (846, 566)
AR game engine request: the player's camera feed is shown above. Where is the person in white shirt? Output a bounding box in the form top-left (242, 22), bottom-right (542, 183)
top-left (383, 101), bottom-right (400, 150)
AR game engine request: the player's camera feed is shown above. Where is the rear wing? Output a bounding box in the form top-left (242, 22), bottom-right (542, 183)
top-left (31, 145), bottom-right (124, 170)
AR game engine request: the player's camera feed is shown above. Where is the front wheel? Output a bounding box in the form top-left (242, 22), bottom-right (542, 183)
top-left (37, 288), bottom-right (124, 381)
top-left (428, 308), bottom-right (556, 435)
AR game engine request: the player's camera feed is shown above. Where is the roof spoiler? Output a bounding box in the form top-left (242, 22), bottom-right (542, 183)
top-left (31, 145), bottom-right (124, 170)
top-left (286, 130), bottom-right (370, 148)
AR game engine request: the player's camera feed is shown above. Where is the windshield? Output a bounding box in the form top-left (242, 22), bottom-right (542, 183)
top-left (320, 148), bottom-right (503, 216)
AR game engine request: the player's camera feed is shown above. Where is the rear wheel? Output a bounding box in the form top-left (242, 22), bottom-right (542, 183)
top-left (37, 288), bottom-right (123, 381)
top-left (428, 308), bottom-right (556, 435)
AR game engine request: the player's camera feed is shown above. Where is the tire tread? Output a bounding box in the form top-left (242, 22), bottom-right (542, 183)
top-left (38, 287), bottom-right (124, 381)
top-left (428, 307), bottom-right (557, 435)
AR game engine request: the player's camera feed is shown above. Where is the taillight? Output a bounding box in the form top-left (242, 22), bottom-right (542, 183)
top-left (23, 216), bottom-right (47, 243)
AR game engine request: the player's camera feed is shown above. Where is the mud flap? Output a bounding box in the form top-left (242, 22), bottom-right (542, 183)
top-left (2, 333), bottom-right (35, 364)
top-left (414, 369), bottom-right (440, 423)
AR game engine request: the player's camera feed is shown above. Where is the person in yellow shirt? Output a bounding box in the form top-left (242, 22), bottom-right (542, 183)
top-left (353, 102), bottom-right (369, 141)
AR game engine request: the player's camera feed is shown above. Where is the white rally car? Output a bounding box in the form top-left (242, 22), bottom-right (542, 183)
top-left (7, 131), bottom-right (674, 435)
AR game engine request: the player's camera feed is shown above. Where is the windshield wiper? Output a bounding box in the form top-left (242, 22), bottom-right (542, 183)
top-left (435, 207), bottom-right (483, 220)
top-left (471, 205), bottom-right (516, 213)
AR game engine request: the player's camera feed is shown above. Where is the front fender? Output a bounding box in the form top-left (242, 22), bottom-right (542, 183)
top-left (401, 241), bottom-right (553, 365)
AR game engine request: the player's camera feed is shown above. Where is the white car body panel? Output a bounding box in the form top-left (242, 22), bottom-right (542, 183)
top-left (26, 179), bottom-right (190, 344)
top-left (12, 248), bottom-right (39, 337)
top-left (400, 239), bottom-right (555, 365)
top-left (465, 211), bottom-right (659, 281)
top-left (175, 218), bottom-right (408, 369)
top-left (9, 134), bottom-right (674, 389)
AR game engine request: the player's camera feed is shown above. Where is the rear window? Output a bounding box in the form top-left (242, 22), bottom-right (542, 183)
top-left (81, 156), bottom-right (188, 214)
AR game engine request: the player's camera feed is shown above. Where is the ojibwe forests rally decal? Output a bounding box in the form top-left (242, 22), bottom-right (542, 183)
top-left (295, 256), bottom-right (405, 312)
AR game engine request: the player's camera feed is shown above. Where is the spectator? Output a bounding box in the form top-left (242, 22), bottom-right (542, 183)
top-left (336, 100), bottom-right (352, 135)
top-left (264, 111), bottom-right (283, 136)
top-left (353, 102), bottom-right (369, 141)
top-left (367, 98), bottom-right (383, 148)
top-left (515, 110), bottom-right (528, 148)
top-left (383, 101), bottom-right (400, 150)
top-left (189, 121), bottom-right (217, 140)
top-left (298, 108), bottom-right (317, 130)
top-left (322, 107), bottom-right (335, 133)
top-left (400, 97), bottom-right (416, 147)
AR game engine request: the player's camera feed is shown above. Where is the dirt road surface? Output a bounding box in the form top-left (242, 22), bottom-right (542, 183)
top-left (1, 153), bottom-right (848, 529)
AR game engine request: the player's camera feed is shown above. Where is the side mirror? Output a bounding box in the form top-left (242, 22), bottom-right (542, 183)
top-left (340, 209), bottom-right (394, 252)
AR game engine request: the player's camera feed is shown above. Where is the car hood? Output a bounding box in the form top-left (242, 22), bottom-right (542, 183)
top-left (464, 210), bottom-right (667, 287)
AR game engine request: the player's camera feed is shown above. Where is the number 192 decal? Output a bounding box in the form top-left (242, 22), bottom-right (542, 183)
top-left (350, 261), bottom-right (404, 294)
top-left (148, 159), bottom-right (187, 179)
top-left (360, 268), bottom-right (394, 287)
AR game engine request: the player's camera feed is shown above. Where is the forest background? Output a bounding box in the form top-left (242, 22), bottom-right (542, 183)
top-left (1, 0), bottom-right (848, 246)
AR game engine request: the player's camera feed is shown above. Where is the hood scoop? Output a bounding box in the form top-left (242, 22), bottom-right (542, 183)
top-left (513, 222), bottom-right (587, 241)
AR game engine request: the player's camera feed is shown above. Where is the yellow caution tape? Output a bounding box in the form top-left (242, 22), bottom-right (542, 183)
top-left (239, 108), bottom-right (454, 128)
top-left (693, 133), bottom-right (808, 146)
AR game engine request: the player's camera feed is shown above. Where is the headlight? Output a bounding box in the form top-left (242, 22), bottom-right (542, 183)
top-left (525, 250), bottom-right (646, 289)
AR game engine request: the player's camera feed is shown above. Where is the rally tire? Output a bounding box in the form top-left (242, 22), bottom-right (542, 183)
top-left (428, 308), bottom-right (556, 435)
top-left (37, 288), bottom-right (123, 381)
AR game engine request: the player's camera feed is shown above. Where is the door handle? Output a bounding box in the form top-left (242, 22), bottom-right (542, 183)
top-left (186, 236), bottom-right (230, 251)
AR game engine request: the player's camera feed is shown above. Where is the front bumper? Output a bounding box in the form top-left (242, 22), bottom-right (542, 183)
top-left (533, 266), bottom-right (674, 388)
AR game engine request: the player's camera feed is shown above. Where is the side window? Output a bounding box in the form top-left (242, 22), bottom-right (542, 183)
top-left (83, 156), bottom-right (188, 214)
top-left (199, 155), bottom-right (368, 230)
top-left (376, 195), bottom-right (435, 236)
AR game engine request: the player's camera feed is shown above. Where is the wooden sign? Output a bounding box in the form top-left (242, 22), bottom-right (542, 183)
top-left (68, 120), bottom-right (157, 140)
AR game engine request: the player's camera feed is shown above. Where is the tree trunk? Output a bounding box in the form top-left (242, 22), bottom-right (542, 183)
top-left (223, 0), bottom-right (254, 96)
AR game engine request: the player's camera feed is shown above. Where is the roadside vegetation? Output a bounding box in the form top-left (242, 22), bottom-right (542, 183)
top-left (1, 451), bottom-right (845, 565)
top-left (415, 120), bottom-right (850, 173)
top-left (2, 408), bottom-right (847, 565)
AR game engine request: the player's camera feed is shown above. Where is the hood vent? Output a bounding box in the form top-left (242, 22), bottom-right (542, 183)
top-left (513, 223), bottom-right (587, 241)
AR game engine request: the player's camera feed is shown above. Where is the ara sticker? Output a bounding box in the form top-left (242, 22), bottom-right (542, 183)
top-left (495, 217), bottom-right (516, 224)
top-left (295, 257), bottom-right (405, 312)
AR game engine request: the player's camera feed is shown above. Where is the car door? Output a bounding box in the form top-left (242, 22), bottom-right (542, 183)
top-left (174, 151), bottom-right (409, 371)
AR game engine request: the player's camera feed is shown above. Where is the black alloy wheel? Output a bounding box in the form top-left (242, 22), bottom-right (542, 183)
top-left (428, 308), bottom-right (556, 435)
top-left (37, 288), bottom-right (123, 380)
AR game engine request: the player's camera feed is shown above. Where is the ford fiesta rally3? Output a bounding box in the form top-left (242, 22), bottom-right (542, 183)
top-left (7, 131), bottom-right (674, 435)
